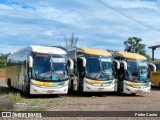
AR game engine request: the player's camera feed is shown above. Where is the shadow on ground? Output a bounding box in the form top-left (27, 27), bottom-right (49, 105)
top-left (67, 90), bottom-right (144, 98)
top-left (1, 85), bottom-right (159, 99)
top-left (151, 86), bottom-right (160, 91)
top-left (0, 86), bottom-right (63, 99)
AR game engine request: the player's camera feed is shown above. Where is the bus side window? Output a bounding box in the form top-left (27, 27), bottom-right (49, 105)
top-left (7, 59), bottom-right (12, 66)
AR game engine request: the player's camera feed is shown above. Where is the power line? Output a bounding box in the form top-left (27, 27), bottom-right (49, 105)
top-left (96, 0), bottom-right (160, 33)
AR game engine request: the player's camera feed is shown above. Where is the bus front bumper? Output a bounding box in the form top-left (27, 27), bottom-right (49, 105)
top-left (123, 81), bottom-right (151, 94)
top-left (83, 79), bottom-right (116, 92)
top-left (30, 80), bottom-right (69, 95)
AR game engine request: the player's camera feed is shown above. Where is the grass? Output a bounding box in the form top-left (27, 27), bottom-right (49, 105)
top-left (17, 97), bottom-right (62, 111)
top-left (1, 90), bottom-right (93, 111)
top-left (0, 84), bottom-right (70, 111)
top-left (0, 89), bottom-right (95, 111)
top-left (8, 92), bottom-right (22, 104)
top-left (6, 91), bottom-right (68, 111)
top-left (0, 86), bottom-right (89, 111)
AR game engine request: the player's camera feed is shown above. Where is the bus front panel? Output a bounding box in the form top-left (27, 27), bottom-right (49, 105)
top-left (30, 79), bottom-right (69, 94)
top-left (83, 78), bottom-right (116, 92)
top-left (123, 80), bottom-right (151, 94)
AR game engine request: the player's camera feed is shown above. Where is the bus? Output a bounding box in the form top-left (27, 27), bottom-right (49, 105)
top-left (6, 45), bottom-right (73, 95)
top-left (67, 48), bottom-right (119, 92)
top-left (113, 52), bottom-right (156, 95)
top-left (150, 60), bottom-right (160, 87)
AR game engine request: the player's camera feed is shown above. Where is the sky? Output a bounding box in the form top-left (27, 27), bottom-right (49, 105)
top-left (0, 0), bottom-right (160, 58)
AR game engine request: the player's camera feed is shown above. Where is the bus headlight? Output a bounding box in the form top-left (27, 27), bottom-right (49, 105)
top-left (125, 82), bottom-right (133, 87)
top-left (85, 80), bottom-right (93, 85)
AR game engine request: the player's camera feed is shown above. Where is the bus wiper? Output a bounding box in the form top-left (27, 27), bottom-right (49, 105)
top-left (94, 72), bottom-right (101, 79)
top-left (55, 75), bottom-right (60, 81)
top-left (42, 71), bottom-right (52, 80)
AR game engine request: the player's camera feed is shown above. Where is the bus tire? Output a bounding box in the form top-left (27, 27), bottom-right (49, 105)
top-left (7, 78), bottom-right (11, 88)
top-left (22, 79), bottom-right (30, 96)
top-left (70, 80), bottom-right (74, 91)
top-left (117, 81), bottom-right (123, 94)
top-left (78, 78), bottom-right (83, 92)
top-left (131, 93), bottom-right (136, 96)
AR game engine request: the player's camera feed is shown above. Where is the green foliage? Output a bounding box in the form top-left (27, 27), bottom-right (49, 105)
top-left (124, 37), bottom-right (150, 60)
top-left (0, 53), bottom-right (10, 68)
top-left (9, 92), bottom-right (22, 104)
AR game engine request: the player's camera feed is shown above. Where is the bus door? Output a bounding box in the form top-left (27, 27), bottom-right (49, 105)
top-left (77, 57), bottom-right (86, 91)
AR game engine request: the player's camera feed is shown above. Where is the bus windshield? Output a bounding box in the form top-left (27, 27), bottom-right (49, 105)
top-left (32, 53), bottom-right (67, 81)
top-left (86, 55), bottom-right (114, 80)
top-left (125, 59), bottom-right (149, 82)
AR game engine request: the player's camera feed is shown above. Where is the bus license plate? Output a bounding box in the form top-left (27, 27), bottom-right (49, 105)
top-left (47, 90), bottom-right (54, 93)
top-left (137, 90), bottom-right (142, 93)
top-left (98, 88), bottom-right (104, 91)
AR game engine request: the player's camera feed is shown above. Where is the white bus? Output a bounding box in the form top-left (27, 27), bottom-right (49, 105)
top-left (6, 45), bottom-right (73, 95)
top-left (113, 52), bottom-right (156, 95)
top-left (68, 48), bottom-right (119, 92)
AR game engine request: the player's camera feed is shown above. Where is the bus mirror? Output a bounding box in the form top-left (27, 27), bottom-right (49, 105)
top-left (79, 57), bottom-right (86, 67)
top-left (113, 59), bottom-right (120, 69)
top-left (29, 56), bottom-right (33, 68)
top-left (67, 58), bottom-right (73, 70)
top-left (149, 63), bottom-right (156, 72)
top-left (120, 60), bottom-right (127, 70)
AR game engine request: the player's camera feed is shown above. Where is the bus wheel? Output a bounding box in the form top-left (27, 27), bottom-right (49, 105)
top-left (22, 80), bottom-right (29, 96)
top-left (22, 85), bottom-right (29, 96)
top-left (57, 94), bottom-right (65, 98)
top-left (131, 93), bottom-right (136, 96)
top-left (7, 78), bottom-right (11, 88)
top-left (70, 80), bottom-right (73, 91)
top-left (117, 81), bottom-right (123, 94)
top-left (78, 78), bottom-right (83, 92)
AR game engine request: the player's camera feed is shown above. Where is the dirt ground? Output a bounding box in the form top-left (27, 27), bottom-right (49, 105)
top-left (0, 77), bottom-right (160, 120)
top-left (0, 72), bottom-right (6, 77)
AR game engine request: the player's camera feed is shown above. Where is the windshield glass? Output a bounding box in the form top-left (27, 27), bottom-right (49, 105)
top-left (101, 56), bottom-right (114, 79)
top-left (137, 60), bottom-right (149, 81)
top-left (86, 55), bottom-right (100, 74)
top-left (125, 59), bottom-right (149, 81)
top-left (32, 53), bottom-right (67, 81)
top-left (86, 55), bottom-right (114, 80)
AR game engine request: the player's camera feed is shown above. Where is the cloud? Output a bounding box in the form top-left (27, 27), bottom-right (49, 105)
top-left (0, 3), bottom-right (13, 10)
top-left (42, 30), bottom-right (56, 36)
top-left (0, 0), bottom-right (160, 59)
top-left (0, 44), bottom-right (26, 53)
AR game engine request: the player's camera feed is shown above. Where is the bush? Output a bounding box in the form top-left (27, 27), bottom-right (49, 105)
top-left (0, 53), bottom-right (10, 68)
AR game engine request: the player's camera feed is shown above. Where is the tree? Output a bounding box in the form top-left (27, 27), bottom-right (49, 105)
top-left (124, 37), bottom-right (151, 60)
top-left (0, 53), bottom-right (10, 68)
top-left (65, 33), bottom-right (78, 50)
